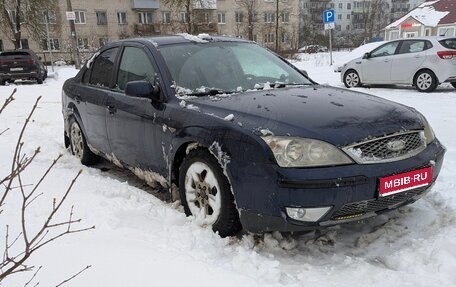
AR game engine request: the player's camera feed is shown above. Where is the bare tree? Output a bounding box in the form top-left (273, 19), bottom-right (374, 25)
top-left (0, 90), bottom-right (94, 285)
top-left (0, 0), bottom-right (56, 49)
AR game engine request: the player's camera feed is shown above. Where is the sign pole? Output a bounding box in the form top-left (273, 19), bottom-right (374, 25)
top-left (329, 29), bottom-right (333, 66)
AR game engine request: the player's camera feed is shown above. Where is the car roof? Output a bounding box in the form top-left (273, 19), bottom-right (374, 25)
top-left (113, 34), bottom-right (252, 48)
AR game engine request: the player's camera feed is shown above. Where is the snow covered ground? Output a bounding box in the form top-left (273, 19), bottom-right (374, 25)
top-left (1, 52), bottom-right (455, 287)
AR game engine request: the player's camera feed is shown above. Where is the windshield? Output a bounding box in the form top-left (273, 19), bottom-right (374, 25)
top-left (159, 41), bottom-right (311, 95)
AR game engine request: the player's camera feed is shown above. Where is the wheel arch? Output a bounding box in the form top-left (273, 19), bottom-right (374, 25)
top-left (413, 68), bottom-right (439, 85)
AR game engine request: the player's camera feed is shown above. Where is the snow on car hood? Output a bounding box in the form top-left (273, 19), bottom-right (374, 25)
top-left (183, 85), bottom-right (423, 147)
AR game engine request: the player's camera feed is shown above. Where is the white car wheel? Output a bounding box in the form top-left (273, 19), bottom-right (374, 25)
top-left (344, 70), bottom-right (361, 88)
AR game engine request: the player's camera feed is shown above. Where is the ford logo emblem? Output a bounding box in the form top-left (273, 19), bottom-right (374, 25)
top-left (386, 140), bottom-right (406, 152)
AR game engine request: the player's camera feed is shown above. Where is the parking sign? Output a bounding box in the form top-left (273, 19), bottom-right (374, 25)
top-left (323, 9), bottom-right (335, 24)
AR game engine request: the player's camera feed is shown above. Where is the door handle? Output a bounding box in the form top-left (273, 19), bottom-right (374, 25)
top-left (107, 105), bottom-right (117, 114)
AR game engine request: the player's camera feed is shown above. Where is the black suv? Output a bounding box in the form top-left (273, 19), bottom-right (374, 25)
top-left (0, 49), bottom-right (47, 85)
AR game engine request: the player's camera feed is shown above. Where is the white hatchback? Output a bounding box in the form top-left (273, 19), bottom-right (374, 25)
top-left (341, 37), bottom-right (456, 92)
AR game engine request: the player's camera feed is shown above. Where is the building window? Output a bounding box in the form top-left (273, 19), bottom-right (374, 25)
top-left (346, 24), bottom-right (350, 31)
top-left (281, 32), bottom-right (288, 43)
top-left (41, 38), bottom-right (60, 51)
top-left (42, 11), bottom-right (57, 24)
top-left (347, 14), bottom-right (350, 20)
top-left (77, 38), bottom-right (89, 51)
top-left (138, 12), bottom-right (153, 24)
top-left (338, 14), bottom-right (342, 20)
top-left (339, 3), bottom-right (343, 9)
top-left (75, 11), bottom-right (86, 24)
top-left (389, 30), bottom-right (399, 40)
top-left (235, 11), bottom-right (243, 23)
top-left (217, 12), bottom-right (226, 24)
top-left (347, 3), bottom-right (351, 10)
top-left (180, 12), bottom-right (189, 23)
top-left (281, 12), bottom-right (289, 23)
top-left (20, 39), bottom-right (29, 49)
top-left (336, 25), bottom-right (341, 31)
top-left (404, 32), bottom-right (417, 38)
top-left (438, 27), bottom-right (455, 37)
top-left (162, 11), bottom-right (171, 24)
top-left (252, 34), bottom-right (257, 42)
top-left (264, 12), bottom-right (274, 23)
top-left (264, 33), bottom-right (274, 43)
top-left (8, 10), bottom-right (16, 24)
top-left (96, 11), bottom-right (107, 25)
top-left (117, 12), bottom-right (127, 25)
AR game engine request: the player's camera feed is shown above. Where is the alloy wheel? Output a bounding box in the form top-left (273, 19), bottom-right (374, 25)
top-left (416, 73), bottom-right (433, 91)
top-left (70, 122), bottom-right (84, 159)
top-left (345, 71), bottom-right (360, 87)
top-left (184, 161), bottom-right (222, 226)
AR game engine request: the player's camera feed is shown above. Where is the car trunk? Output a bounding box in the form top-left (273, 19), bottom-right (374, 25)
top-left (0, 52), bottom-right (37, 74)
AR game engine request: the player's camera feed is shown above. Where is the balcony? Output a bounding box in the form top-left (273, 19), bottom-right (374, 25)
top-left (134, 23), bottom-right (161, 35)
top-left (131, 0), bottom-right (159, 10)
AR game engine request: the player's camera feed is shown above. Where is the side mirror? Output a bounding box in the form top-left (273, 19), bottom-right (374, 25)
top-left (300, 69), bottom-right (308, 77)
top-left (362, 52), bottom-right (370, 59)
top-left (125, 80), bottom-right (163, 102)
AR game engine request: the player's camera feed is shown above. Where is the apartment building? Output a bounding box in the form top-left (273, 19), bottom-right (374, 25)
top-left (0, 0), bottom-right (301, 63)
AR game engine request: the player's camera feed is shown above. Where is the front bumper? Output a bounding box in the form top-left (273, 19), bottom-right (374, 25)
top-left (228, 139), bottom-right (446, 233)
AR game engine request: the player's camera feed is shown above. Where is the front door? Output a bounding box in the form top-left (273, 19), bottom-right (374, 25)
top-left (106, 44), bottom-right (167, 177)
top-left (361, 41), bottom-right (400, 84)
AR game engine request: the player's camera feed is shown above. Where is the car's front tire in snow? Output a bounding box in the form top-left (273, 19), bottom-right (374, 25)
top-left (343, 70), bottom-right (361, 88)
top-left (414, 70), bottom-right (438, 92)
top-left (69, 118), bottom-right (99, 166)
top-left (179, 149), bottom-right (241, 237)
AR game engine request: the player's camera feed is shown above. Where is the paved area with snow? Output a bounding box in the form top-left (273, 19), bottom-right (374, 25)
top-left (1, 52), bottom-right (455, 286)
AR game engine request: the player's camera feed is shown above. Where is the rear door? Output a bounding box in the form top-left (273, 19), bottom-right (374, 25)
top-left (361, 41), bottom-right (400, 84)
top-left (75, 46), bottom-right (120, 155)
top-left (390, 40), bottom-right (430, 83)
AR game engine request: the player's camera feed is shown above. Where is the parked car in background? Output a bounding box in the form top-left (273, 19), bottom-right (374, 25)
top-left (298, 45), bottom-right (328, 53)
top-left (62, 35), bottom-right (445, 237)
top-left (0, 49), bottom-right (47, 85)
top-left (341, 37), bottom-right (456, 92)
top-left (333, 41), bottom-right (386, 72)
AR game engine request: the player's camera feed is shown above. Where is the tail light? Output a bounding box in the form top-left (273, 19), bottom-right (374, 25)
top-left (437, 51), bottom-right (456, 59)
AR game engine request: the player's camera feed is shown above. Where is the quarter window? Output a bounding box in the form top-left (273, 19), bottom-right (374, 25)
top-left (116, 47), bottom-right (156, 91)
top-left (89, 47), bottom-right (119, 87)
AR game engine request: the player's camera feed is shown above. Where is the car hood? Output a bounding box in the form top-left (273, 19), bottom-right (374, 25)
top-left (181, 85), bottom-right (423, 147)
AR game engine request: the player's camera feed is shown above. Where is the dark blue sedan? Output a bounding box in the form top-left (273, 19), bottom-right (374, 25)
top-left (62, 35), bottom-right (446, 237)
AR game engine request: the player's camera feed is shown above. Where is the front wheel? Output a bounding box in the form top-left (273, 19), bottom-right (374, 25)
top-left (69, 118), bottom-right (99, 165)
top-left (414, 70), bottom-right (437, 92)
top-left (343, 70), bottom-right (361, 88)
top-left (179, 149), bottom-right (241, 237)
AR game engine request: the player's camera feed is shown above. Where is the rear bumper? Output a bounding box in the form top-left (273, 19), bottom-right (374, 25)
top-left (228, 139), bottom-right (446, 233)
top-left (0, 71), bottom-right (39, 80)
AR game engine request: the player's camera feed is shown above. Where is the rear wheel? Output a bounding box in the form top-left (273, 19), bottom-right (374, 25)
top-left (343, 70), bottom-right (361, 88)
top-left (179, 149), bottom-right (241, 237)
top-left (414, 70), bottom-right (437, 92)
top-left (69, 118), bottom-right (99, 165)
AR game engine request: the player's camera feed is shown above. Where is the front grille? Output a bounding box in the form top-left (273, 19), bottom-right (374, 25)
top-left (343, 131), bottom-right (426, 164)
top-left (331, 188), bottom-right (425, 220)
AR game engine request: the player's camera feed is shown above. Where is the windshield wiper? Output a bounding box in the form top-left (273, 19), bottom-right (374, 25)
top-left (273, 83), bottom-right (312, 88)
top-left (187, 89), bottom-right (236, 97)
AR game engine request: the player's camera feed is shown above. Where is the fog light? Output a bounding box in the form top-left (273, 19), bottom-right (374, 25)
top-left (285, 206), bottom-right (332, 222)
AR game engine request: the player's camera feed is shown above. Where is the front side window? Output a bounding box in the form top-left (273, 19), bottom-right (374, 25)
top-left (370, 42), bottom-right (400, 58)
top-left (89, 47), bottom-right (118, 87)
top-left (159, 42), bottom-right (311, 94)
top-left (116, 47), bottom-right (156, 91)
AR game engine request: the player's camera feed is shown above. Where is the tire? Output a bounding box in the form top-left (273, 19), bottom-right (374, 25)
top-left (179, 149), bottom-right (241, 237)
top-left (414, 70), bottom-right (437, 92)
top-left (343, 70), bottom-right (361, 88)
top-left (451, 82), bottom-right (456, 89)
top-left (0, 80), bottom-right (5, 86)
top-left (37, 77), bottom-right (43, 84)
top-left (69, 118), bottom-right (99, 165)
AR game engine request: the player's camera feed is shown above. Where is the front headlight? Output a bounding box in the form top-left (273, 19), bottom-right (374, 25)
top-left (422, 116), bottom-right (435, 145)
top-left (262, 136), bottom-right (353, 167)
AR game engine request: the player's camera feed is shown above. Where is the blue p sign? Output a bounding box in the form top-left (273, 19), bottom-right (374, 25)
top-left (323, 9), bottom-right (335, 24)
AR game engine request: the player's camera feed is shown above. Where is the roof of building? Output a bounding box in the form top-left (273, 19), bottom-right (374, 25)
top-left (386, 0), bottom-right (456, 29)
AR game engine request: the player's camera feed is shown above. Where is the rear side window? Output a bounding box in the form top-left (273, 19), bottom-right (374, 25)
top-left (398, 40), bottom-right (432, 54)
top-left (439, 38), bottom-right (456, 49)
top-left (116, 47), bottom-right (156, 91)
top-left (89, 47), bottom-right (118, 87)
